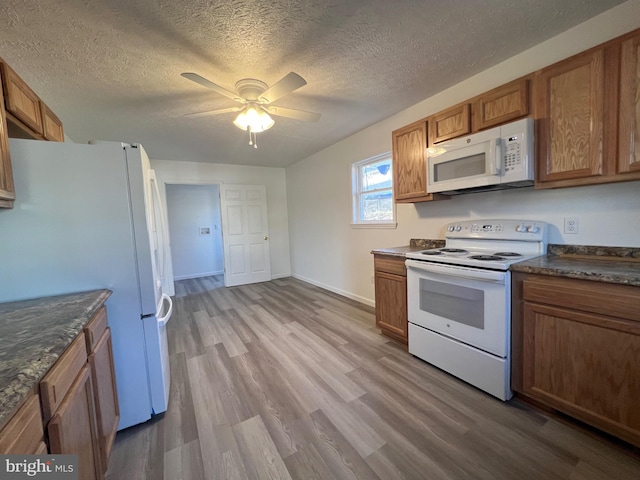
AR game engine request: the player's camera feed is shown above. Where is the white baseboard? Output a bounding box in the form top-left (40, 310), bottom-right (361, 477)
top-left (174, 270), bottom-right (223, 281)
top-left (271, 272), bottom-right (291, 280)
top-left (291, 274), bottom-right (375, 307)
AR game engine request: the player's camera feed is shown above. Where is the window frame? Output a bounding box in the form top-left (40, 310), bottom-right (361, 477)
top-left (351, 152), bottom-right (397, 228)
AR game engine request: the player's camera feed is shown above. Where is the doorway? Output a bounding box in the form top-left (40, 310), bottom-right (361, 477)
top-left (162, 182), bottom-right (272, 291)
top-left (165, 184), bottom-right (223, 280)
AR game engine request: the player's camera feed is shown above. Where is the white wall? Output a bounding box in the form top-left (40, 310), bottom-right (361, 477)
top-left (166, 184), bottom-right (224, 280)
top-left (151, 159), bottom-right (291, 294)
top-left (286, 1), bottom-right (640, 307)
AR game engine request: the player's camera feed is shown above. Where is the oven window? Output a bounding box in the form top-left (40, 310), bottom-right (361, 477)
top-left (434, 153), bottom-right (486, 182)
top-left (418, 278), bottom-right (484, 329)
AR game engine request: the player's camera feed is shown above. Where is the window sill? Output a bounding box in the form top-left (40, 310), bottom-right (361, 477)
top-left (351, 222), bottom-right (398, 229)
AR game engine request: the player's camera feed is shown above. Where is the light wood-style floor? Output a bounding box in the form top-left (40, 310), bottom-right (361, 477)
top-left (106, 276), bottom-right (640, 479)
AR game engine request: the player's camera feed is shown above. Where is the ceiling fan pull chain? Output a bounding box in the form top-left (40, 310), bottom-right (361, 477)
top-left (254, 132), bottom-right (258, 149)
top-left (248, 128), bottom-right (253, 146)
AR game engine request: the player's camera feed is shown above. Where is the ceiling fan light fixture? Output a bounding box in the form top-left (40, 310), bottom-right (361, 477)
top-left (233, 105), bottom-right (275, 133)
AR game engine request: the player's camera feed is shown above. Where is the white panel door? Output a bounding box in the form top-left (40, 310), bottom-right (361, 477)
top-left (220, 184), bottom-right (271, 286)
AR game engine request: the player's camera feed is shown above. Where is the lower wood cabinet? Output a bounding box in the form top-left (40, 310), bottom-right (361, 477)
top-left (373, 254), bottom-right (408, 344)
top-left (48, 366), bottom-right (101, 480)
top-left (0, 392), bottom-right (47, 454)
top-left (0, 304), bottom-right (118, 478)
top-left (85, 307), bottom-right (119, 471)
top-left (512, 273), bottom-right (640, 447)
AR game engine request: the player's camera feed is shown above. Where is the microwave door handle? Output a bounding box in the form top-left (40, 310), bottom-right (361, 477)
top-left (489, 138), bottom-right (501, 175)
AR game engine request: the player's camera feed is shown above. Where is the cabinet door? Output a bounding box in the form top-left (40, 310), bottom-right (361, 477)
top-left (0, 70), bottom-right (14, 208)
top-left (535, 48), bottom-right (605, 184)
top-left (392, 120), bottom-right (429, 201)
top-left (0, 393), bottom-right (46, 454)
top-left (48, 366), bottom-right (100, 480)
top-left (522, 302), bottom-right (640, 446)
top-left (88, 328), bottom-right (119, 472)
top-left (428, 103), bottom-right (470, 145)
top-left (0, 63), bottom-right (43, 135)
top-left (375, 271), bottom-right (408, 344)
top-left (472, 78), bottom-right (529, 131)
top-left (41, 102), bottom-right (64, 142)
top-left (618, 33), bottom-right (640, 175)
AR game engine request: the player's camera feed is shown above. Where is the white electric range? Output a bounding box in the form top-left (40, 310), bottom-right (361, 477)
top-left (405, 219), bottom-right (547, 400)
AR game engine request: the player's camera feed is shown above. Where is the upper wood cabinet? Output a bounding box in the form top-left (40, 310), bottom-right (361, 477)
top-left (534, 48), bottom-right (606, 184)
top-left (428, 103), bottom-right (470, 145)
top-left (0, 62), bottom-right (44, 135)
top-left (0, 70), bottom-right (14, 209)
top-left (0, 57), bottom-right (65, 208)
top-left (41, 101), bottom-right (64, 142)
top-left (535, 29), bottom-right (640, 188)
top-left (618, 32), bottom-right (640, 175)
top-left (472, 78), bottom-right (529, 131)
top-left (392, 119), bottom-right (448, 203)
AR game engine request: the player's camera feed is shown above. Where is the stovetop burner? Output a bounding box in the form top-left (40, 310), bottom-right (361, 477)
top-left (468, 255), bottom-right (505, 261)
top-left (421, 251), bottom-right (444, 255)
top-left (440, 248), bottom-right (468, 253)
top-left (493, 252), bottom-right (522, 257)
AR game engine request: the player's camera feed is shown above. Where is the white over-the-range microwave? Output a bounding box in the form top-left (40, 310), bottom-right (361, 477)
top-left (427, 118), bottom-right (534, 195)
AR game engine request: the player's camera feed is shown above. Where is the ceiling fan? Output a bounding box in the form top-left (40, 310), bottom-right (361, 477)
top-left (181, 71), bottom-right (320, 147)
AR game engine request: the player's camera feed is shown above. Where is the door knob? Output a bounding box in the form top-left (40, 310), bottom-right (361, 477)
top-left (264, 236), bottom-right (269, 240)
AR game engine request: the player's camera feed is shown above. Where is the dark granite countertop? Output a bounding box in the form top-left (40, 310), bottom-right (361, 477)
top-left (0, 289), bottom-right (112, 430)
top-left (371, 239), bottom-right (445, 257)
top-left (510, 244), bottom-right (640, 287)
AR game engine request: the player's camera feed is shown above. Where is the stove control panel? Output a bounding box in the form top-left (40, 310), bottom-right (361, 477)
top-left (445, 220), bottom-right (546, 241)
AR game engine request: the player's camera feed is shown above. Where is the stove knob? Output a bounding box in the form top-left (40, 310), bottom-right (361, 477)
top-left (515, 224), bottom-right (524, 232)
top-left (455, 225), bottom-right (462, 232)
top-left (447, 225), bottom-right (455, 232)
top-left (527, 225), bottom-right (539, 233)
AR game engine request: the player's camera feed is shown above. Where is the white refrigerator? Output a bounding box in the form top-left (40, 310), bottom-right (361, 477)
top-left (0, 139), bottom-right (173, 430)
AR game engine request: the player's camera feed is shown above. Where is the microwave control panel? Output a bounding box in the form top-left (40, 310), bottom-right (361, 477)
top-left (504, 136), bottom-right (522, 172)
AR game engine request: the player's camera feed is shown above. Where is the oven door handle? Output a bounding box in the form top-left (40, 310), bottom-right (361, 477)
top-left (405, 259), bottom-right (506, 284)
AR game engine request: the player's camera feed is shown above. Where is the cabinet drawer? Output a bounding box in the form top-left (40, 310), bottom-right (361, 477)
top-left (374, 255), bottom-right (406, 276)
top-left (523, 275), bottom-right (640, 320)
top-left (84, 306), bottom-right (108, 353)
top-left (40, 332), bottom-right (88, 422)
top-left (0, 392), bottom-right (46, 454)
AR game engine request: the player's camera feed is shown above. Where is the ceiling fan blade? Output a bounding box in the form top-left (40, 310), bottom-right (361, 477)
top-left (264, 106), bottom-right (320, 122)
top-left (184, 106), bottom-right (243, 118)
top-left (181, 73), bottom-right (242, 102)
top-left (259, 72), bottom-right (307, 104)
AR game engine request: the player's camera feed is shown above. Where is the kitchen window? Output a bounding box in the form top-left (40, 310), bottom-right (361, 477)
top-left (351, 153), bottom-right (396, 227)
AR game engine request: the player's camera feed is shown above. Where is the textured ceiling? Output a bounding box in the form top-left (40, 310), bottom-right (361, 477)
top-left (0, 0), bottom-right (626, 167)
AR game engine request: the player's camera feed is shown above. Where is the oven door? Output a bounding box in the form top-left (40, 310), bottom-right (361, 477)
top-left (406, 259), bottom-right (509, 357)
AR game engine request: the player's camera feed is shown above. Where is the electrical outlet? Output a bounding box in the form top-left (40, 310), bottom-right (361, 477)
top-left (564, 217), bottom-right (579, 234)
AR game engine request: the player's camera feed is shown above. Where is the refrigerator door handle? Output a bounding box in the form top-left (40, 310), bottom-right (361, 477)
top-left (157, 294), bottom-right (173, 326)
